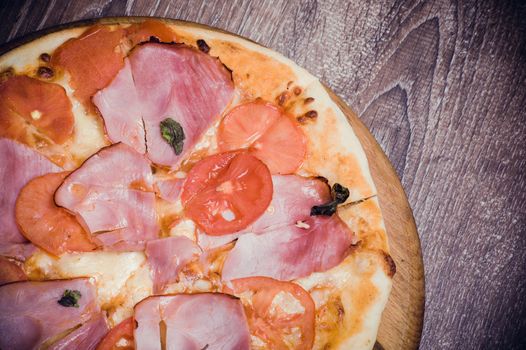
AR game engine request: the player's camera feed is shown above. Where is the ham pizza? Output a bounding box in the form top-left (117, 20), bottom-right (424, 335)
top-left (0, 18), bottom-right (395, 350)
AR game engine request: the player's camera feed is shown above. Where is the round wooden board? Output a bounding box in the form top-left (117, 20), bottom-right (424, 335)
top-left (1, 16), bottom-right (425, 350)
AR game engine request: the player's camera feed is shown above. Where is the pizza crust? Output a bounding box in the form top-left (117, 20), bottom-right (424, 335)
top-left (1, 19), bottom-right (392, 350)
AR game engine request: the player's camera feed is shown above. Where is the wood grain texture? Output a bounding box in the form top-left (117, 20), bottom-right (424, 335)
top-left (1, 1), bottom-right (525, 349)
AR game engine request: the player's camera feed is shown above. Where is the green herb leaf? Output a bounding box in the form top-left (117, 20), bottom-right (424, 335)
top-left (310, 183), bottom-right (350, 216)
top-left (57, 289), bottom-right (82, 308)
top-left (160, 118), bottom-right (185, 155)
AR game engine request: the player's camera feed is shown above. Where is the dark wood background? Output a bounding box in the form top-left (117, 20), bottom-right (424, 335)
top-left (1, 0), bottom-right (525, 349)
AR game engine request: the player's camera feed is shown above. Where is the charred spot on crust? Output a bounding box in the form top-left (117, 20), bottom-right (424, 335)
top-left (149, 36), bottom-right (161, 43)
top-left (0, 67), bottom-right (14, 82)
top-left (304, 97), bottom-right (315, 104)
top-left (297, 110), bottom-right (318, 124)
top-left (382, 252), bottom-right (396, 277)
top-left (197, 39), bottom-right (210, 54)
top-left (293, 86), bottom-right (302, 95)
top-left (37, 66), bottom-right (54, 79)
top-left (277, 91), bottom-right (290, 106)
top-left (39, 53), bottom-right (51, 62)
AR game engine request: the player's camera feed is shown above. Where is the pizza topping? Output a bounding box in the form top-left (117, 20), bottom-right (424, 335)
top-left (145, 236), bottom-right (201, 293)
top-left (0, 256), bottom-right (27, 285)
top-left (16, 172), bottom-right (98, 256)
top-left (0, 278), bottom-right (101, 350)
top-left (224, 277), bottom-right (315, 350)
top-left (39, 53), bottom-right (51, 62)
top-left (96, 317), bottom-right (134, 350)
top-left (218, 101), bottom-right (307, 174)
top-left (310, 183), bottom-right (350, 216)
top-left (296, 110), bottom-right (318, 124)
top-left (94, 43), bottom-right (234, 167)
top-left (181, 152), bottom-right (273, 235)
top-left (196, 39), bottom-right (210, 53)
top-left (51, 25), bottom-right (126, 110)
top-left (37, 66), bottom-right (54, 79)
top-left (57, 289), bottom-right (82, 308)
top-left (0, 75), bottom-right (75, 145)
top-left (240, 175), bottom-right (331, 234)
top-left (134, 293), bottom-right (250, 350)
top-left (222, 215), bottom-right (354, 281)
top-left (55, 143), bottom-right (158, 249)
top-left (160, 118), bottom-right (185, 155)
top-left (156, 177), bottom-right (183, 202)
top-left (0, 138), bottom-right (61, 250)
top-left (50, 313), bottom-right (108, 350)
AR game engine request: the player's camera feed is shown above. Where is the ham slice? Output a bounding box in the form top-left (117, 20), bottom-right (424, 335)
top-left (222, 215), bottom-right (354, 281)
top-left (134, 293), bottom-right (250, 350)
top-left (94, 43), bottom-right (234, 167)
top-left (156, 177), bottom-right (183, 202)
top-left (0, 138), bottom-right (61, 257)
top-left (55, 143), bottom-right (158, 249)
top-left (48, 313), bottom-right (108, 350)
top-left (145, 236), bottom-right (201, 293)
top-left (0, 278), bottom-right (100, 350)
top-left (241, 175), bottom-right (330, 233)
top-left (0, 256), bottom-right (27, 285)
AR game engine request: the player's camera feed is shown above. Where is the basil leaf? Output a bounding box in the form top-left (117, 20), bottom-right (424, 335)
top-left (57, 289), bottom-right (82, 308)
top-left (310, 183), bottom-right (350, 216)
top-left (160, 118), bottom-right (185, 155)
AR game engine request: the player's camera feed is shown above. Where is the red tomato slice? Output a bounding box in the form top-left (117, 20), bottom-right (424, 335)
top-left (96, 317), bottom-right (134, 350)
top-left (181, 152), bottom-right (273, 235)
top-left (0, 75), bottom-right (75, 145)
top-left (0, 256), bottom-right (27, 285)
top-left (15, 172), bottom-right (98, 256)
top-left (51, 25), bottom-right (126, 110)
top-left (218, 101), bottom-right (306, 174)
top-left (224, 277), bottom-right (315, 350)
top-left (126, 19), bottom-right (178, 46)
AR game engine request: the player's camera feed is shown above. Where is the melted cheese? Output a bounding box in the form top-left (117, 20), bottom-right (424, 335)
top-left (25, 250), bottom-right (151, 326)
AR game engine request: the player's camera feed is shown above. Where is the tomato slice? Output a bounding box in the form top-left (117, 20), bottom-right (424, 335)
top-left (96, 317), bottom-right (134, 350)
top-left (0, 75), bottom-right (74, 145)
top-left (15, 172), bottom-right (98, 256)
top-left (218, 101), bottom-right (306, 174)
top-left (224, 277), bottom-right (315, 350)
top-left (126, 19), bottom-right (178, 46)
top-left (51, 25), bottom-right (126, 110)
top-left (181, 152), bottom-right (273, 235)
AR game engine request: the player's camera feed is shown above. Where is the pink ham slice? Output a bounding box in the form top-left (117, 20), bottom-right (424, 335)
top-left (93, 43), bottom-right (234, 167)
top-left (93, 60), bottom-right (145, 153)
top-left (134, 293), bottom-right (250, 350)
top-left (0, 278), bottom-right (100, 350)
top-left (221, 215), bottom-right (354, 281)
top-left (48, 313), bottom-right (108, 350)
top-left (145, 236), bottom-right (201, 293)
top-left (0, 256), bottom-right (27, 285)
top-left (0, 138), bottom-right (61, 258)
top-left (240, 175), bottom-right (331, 233)
top-left (55, 143), bottom-right (158, 249)
top-left (156, 177), bottom-right (183, 202)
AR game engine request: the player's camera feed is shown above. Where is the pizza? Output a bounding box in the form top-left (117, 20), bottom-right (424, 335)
top-left (0, 18), bottom-right (395, 350)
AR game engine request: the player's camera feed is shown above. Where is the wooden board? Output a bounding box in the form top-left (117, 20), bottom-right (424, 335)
top-left (1, 17), bottom-right (425, 350)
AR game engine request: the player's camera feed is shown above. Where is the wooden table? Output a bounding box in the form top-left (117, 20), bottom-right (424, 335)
top-left (1, 1), bottom-right (525, 349)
